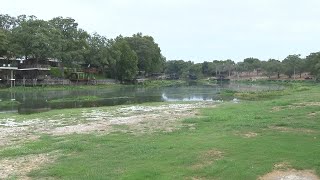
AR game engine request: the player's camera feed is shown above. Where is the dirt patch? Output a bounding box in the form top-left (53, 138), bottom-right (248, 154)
top-left (237, 132), bottom-right (258, 138)
top-left (0, 125), bottom-right (40, 147)
top-left (308, 112), bottom-right (319, 117)
top-left (269, 126), bottom-right (316, 134)
top-left (273, 162), bottom-right (291, 170)
top-left (296, 102), bottom-right (320, 107)
top-left (0, 153), bottom-right (57, 180)
top-left (259, 169), bottom-right (319, 180)
top-left (271, 106), bottom-right (283, 112)
top-left (272, 102), bottom-right (320, 112)
top-left (0, 102), bottom-right (216, 147)
top-left (191, 149), bottom-right (223, 170)
top-left (51, 102), bottom-right (215, 135)
top-left (189, 177), bottom-right (207, 180)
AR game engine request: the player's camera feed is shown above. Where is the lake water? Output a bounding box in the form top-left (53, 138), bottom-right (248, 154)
top-left (0, 82), bottom-right (283, 114)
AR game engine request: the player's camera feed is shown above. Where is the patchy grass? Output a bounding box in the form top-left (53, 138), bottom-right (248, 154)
top-left (48, 96), bottom-right (100, 103)
top-left (140, 80), bottom-right (187, 87)
top-left (0, 84), bottom-right (122, 92)
top-left (234, 90), bottom-right (289, 100)
top-left (0, 83), bottom-right (320, 179)
top-left (0, 100), bottom-right (20, 109)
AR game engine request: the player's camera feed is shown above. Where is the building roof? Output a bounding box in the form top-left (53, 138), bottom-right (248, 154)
top-left (0, 67), bottom-right (18, 70)
top-left (18, 68), bottom-right (50, 71)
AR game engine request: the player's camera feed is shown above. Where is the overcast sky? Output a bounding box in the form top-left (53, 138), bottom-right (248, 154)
top-left (2, 0), bottom-right (320, 62)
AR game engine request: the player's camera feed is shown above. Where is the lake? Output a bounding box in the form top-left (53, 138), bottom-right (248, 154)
top-left (0, 82), bottom-right (282, 114)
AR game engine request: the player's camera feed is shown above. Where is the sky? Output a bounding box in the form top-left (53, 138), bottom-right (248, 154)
top-left (1, 0), bottom-right (320, 63)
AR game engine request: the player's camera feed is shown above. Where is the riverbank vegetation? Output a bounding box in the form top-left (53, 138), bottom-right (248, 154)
top-left (0, 99), bottom-right (20, 108)
top-left (0, 83), bottom-right (319, 179)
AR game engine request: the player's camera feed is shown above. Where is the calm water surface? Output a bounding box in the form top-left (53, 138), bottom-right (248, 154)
top-left (0, 82), bottom-right (282, 114)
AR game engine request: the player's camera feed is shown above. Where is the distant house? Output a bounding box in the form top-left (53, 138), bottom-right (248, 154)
top-left (0, 57), bottom-right (21, 79)
top-left (0, 57), bottom-right (57, 80)
top-left (67, 64), bottom-right (99, 82)
top-left (16, 58), bottom-right (51, 80)
top-left (149, 73), bottom-right (165, 80)
top-left (166, 73), bottom-right (179, 80)
top-left (48, 58), bottom-right (60, 68)
top-left (81, 63), bottom-right (99, 74)
top-left (0, 57), bottom-right (23, 86)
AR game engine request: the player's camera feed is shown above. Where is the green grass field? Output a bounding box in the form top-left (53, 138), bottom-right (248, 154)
top-left (1, 83), bottom-right (320, 179)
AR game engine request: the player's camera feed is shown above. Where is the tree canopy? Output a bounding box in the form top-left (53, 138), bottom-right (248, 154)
top-left (0, 14), bottom-right (166, 81)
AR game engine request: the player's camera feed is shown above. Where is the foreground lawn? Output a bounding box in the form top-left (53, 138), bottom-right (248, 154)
top-left (1, 84), bottom-right (320, 179)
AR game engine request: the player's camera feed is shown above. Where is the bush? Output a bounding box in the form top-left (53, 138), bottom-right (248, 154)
top-left (50, 67), bottom-right (64, 78)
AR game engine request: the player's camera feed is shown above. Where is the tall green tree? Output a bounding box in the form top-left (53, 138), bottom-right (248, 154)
top-left (235, 62), bottom-right (246, 76)
top-left (282, 54), bottom-right (302, 78)
top-left (243, 57), bottom-right (261, 75)
top-left (0, 29), bottom-right (8, 56)
top-left (165, 60), bottom-right (190, 78)
top-left (212, 60), bottom-right (223, 76)
top-left (84, 33), bottom-right (109, 71)
top-left (262, 59), bottom-right (282, 78)
top-left (49, 17), bottom-right (89, 67)
top-left (202, 61), bottom-right (210, 76)
top-left (188, 63), bottom-right (203, 79)
top-left (0, 14), bottom-right (17, 58)
top-left (306, 52), bottom-right (320, 80)
top-left (202, 61), bottom-right (216, 76)
top-left (110, 37), bottom-right (138, 82)
top-left (11, 19), bottom-right (56, 60)
top-left (125, 33), bottom-right (164, 75)
top-left (0, 14), bottom-right (17, 30)
top-left (224, 59), bottom-right (235, 77)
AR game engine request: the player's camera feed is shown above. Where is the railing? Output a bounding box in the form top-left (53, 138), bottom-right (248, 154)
top-left (92, 79), bottom-right (117, 84)
top-left (18, 64), bottom-right (50, 69)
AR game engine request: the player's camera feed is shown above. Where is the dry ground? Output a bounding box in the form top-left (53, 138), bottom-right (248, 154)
top-left (0, 102), bottom-right (216, 179)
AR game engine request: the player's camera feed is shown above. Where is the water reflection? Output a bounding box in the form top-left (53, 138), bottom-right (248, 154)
top-left (162, 93), bottom-right (215, 101)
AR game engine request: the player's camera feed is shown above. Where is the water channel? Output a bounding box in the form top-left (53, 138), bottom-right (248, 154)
top-left (0, 82), bottom-right (283, 114)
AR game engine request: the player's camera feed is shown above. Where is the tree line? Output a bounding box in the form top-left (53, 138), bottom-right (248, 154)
top-left (0, 14), bottom-right (165, 81)
top-left (166, 55), bottom-right (320, 81)
top-left (1, 14), bottom-right (320, 81)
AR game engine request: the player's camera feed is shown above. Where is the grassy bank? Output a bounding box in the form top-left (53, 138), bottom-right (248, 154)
top-left (140, 79), bottom-right (187, 87)
top-left (0, 80), bottom-right (189, 92)
top-left (0, 84), bottom-right (123, 92)
top-left (1, 83), bottom-right (320, 179)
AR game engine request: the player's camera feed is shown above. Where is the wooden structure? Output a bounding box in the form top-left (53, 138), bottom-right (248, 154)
top-left (0, 67), bottom-right (18, 87)
top-left (69, 72), bottom-right (89, 81)
top-left (166, 73), bottom-right (179, 80)
top-left (17, 58), bottom-right (50, 80)
top-left (0, 57), bottom-right (22, 87)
